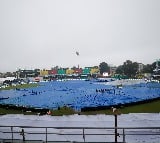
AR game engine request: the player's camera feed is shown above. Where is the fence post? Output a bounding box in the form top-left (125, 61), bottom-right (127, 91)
top-left (123, 128), bottom-right (125, 143)
top-left (112, 107), bottom-right (121, 143)
top-left (83, 128), bottom-right (85, 142)
top-left (11, 126), bottom-right (13, 143)
top-left (20, 128), bottom-right (25, 142)
top-left (115, 114), bottom-right (118, 143)
top-left (46, 127), bottom-right (48, 143)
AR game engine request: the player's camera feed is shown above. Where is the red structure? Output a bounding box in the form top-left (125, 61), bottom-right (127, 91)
top-left (74, 68), bottom-right (82, 74)
top-left (48, 69), bottom-right (57, 75)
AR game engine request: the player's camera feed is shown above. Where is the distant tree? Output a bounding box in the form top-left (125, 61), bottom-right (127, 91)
top-left (142, 62), bottom-right (157, 74)
top-left (132, 62), bottom-right (139, 76)
top-left (115, 60), bottom-right (138, 78)
top-left (142, 64), bottom-right (153, 73)
top-left (116, 65), bottom-right (124, 75)
top-left (99, 62), bottom-right (110, 75)
top-left (123, 60), bottom-right (138, 78)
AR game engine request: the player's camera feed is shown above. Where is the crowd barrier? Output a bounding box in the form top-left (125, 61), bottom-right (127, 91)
top-left (0, 125), bottom-right (160, 143)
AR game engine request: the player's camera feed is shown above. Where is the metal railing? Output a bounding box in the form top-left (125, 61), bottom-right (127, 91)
top-left (0, 125), bottom-right (160, 143)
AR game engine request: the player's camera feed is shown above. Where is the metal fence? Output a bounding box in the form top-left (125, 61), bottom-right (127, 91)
top-left (0, 125), bottom-right (160, 143)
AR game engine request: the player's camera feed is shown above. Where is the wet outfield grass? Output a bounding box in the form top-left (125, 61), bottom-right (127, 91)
top-left (0, 83), bottom-right (39, 90)
top-left (0, 99), bottom-right (160, 115)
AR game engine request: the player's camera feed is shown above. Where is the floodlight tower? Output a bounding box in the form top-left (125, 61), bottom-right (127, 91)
top-left (155, 59), bottom-right (160, 72)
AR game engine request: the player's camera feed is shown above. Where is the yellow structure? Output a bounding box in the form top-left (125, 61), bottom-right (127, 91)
top-left (66, 69), bottom-right (74, 75)
top-left (90, 67), bottom-right (99, 74)
top-left (40, 69), bottom-right (49, 76)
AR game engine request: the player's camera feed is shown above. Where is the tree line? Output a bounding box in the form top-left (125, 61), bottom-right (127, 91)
top-left (99, 60), bottom-right (159, 78)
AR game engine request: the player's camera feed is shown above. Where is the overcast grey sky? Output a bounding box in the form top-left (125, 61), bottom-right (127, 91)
top-left (0, 0), bottom-right (160, 72)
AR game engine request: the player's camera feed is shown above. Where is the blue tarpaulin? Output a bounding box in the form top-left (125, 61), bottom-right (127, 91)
top-left (0, 80), bottom-right (160, 111)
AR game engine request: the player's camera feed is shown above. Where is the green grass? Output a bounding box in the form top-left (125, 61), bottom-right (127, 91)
top-left (80, 100), bottom-right (160, 115)
top-left (120, 100), bottom-right (160, 113)
top-left (0, 83), bottom-right (39, 90)
top-left (0, 107), bottom-right (38, 115)
top-left (0, 106), bottom-right (76, 116)
top-left (51, 106), bottom-right (76, 116)
top-left (0, 100), bottom-right (160, 115)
